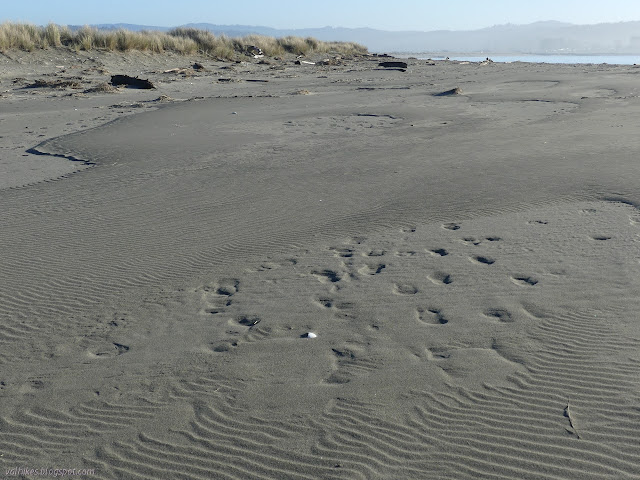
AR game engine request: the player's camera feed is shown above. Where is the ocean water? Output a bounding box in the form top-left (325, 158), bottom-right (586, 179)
top-left (396, 54), bottom-right (640, 65)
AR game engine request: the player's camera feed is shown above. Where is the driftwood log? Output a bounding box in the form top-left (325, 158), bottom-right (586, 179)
top-left (110, 75), bottom-right (155, 89)
top-left (378, 61), bottom-right (408, 69)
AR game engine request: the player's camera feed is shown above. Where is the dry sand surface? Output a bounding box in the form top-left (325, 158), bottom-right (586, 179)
top-left (1, 49), bottom-right (640, 479)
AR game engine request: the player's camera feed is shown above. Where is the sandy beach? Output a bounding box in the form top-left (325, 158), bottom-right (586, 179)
top-left (1, 49), bottom-right (640, 479)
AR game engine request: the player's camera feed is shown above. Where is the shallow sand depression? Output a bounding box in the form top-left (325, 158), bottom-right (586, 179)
top-left (1, 54), bottom-right (640, 479)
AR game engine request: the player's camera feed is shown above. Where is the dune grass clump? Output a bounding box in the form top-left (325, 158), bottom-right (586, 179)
top-left (42, 23), bottom-right (63, 48)
top-left (0, 22), bottom-right (368, 58)
top-left (318, 40), bottom-right (369, 55)
top-left (167, 27), bottom-right (233, 57)
top-left (242, 34), bottom-right (283, 56)
top-left (0, 22), bottom-right (38, 51)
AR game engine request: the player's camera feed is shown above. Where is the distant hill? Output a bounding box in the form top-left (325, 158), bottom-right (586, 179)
top-left (70, 21), bottom-right (640, 54)
top-left (85, 23), bottom-right (171, 32)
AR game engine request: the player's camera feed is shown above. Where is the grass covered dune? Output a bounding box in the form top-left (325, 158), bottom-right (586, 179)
top-left (0, 22), bottom-right (368, 58)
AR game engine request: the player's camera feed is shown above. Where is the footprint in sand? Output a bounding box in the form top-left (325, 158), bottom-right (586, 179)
top-left (213, 280), bottom-right (239, 297)
top-left (484, 308), bottom-right (514, 323)
top-left (199, 279), bottom-right (240, 315)
top-left (314, 297), bottom-right (356, 319)
top-left (331, 247), bottom-right (355, 258)
top-left (470, 255), bottom-right (495, 265)
top-left (211, 341), bottom-right (239, 353)
top-left (90, 342), bottom-right (130, 357)
top-left (395, 250), bottom-right (417, 257)
top-left (18, 379), bottom-right (46, 394)
top-left (315, 297), bottom-right (335, 309)
top-left (443, 223), bottom-right (461, 231)
top-left (325, 343), bottom-right (377, 384)
top-left (311, 269), bottom-right (342, 283)
top-left (416, 307), bottom-right (448, 325)
top-left (245, 257), bottom-right (298, 273)
top-left (248, 262), bottom-right (280, 272)
top-left (358, 263), bottom-right (386, 275)
top-left (429, 248), bottom-right (449, 257)
top-left (212, 313), bottom-right (275, 353)
top-left (511, 276), bottom-right (538, 286)
top-left (234, 315), bottom-right (261, 327)
top-left (428, 272), bottom-right (453, 285)
top-left (426, 346), bottom-right (451, 360)
top-left (591, 235), bottom-right (612, 241)
top-left (461, 237), bottom-right (481, 246)
top-left (393, 283), bottom-right (419, 295)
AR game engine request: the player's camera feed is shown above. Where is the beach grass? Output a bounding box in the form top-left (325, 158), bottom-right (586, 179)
top-left (0, 22), bottom-right (368, 58)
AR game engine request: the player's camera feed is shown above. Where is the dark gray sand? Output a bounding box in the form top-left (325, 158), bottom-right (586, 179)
top-left (1, 51), bottom-right (640, 479)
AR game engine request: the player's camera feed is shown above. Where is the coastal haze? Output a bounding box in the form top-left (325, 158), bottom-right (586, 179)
top-left (85, 21), bottom-right (640, 54)
top-left (2, 1), bottom-right (640, 479)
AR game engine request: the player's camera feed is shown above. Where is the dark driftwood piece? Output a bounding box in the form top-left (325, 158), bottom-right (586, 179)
top-left (378, 61), bottom-right (408, 69)
top-left (434, 87), bottom-right (463, 96)
top-left (110, 75), bottom-right (155, 89)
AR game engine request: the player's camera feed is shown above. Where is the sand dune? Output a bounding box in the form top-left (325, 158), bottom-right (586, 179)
top-left (1, 51), bottom-right (639, 478)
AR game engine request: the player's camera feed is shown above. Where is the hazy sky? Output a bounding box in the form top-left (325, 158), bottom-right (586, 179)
top-left (4, 0), bottom-right (640, 31)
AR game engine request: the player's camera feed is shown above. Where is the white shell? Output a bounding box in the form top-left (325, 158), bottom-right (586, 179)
top-left (303, 332), bottom-right (317, 339)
